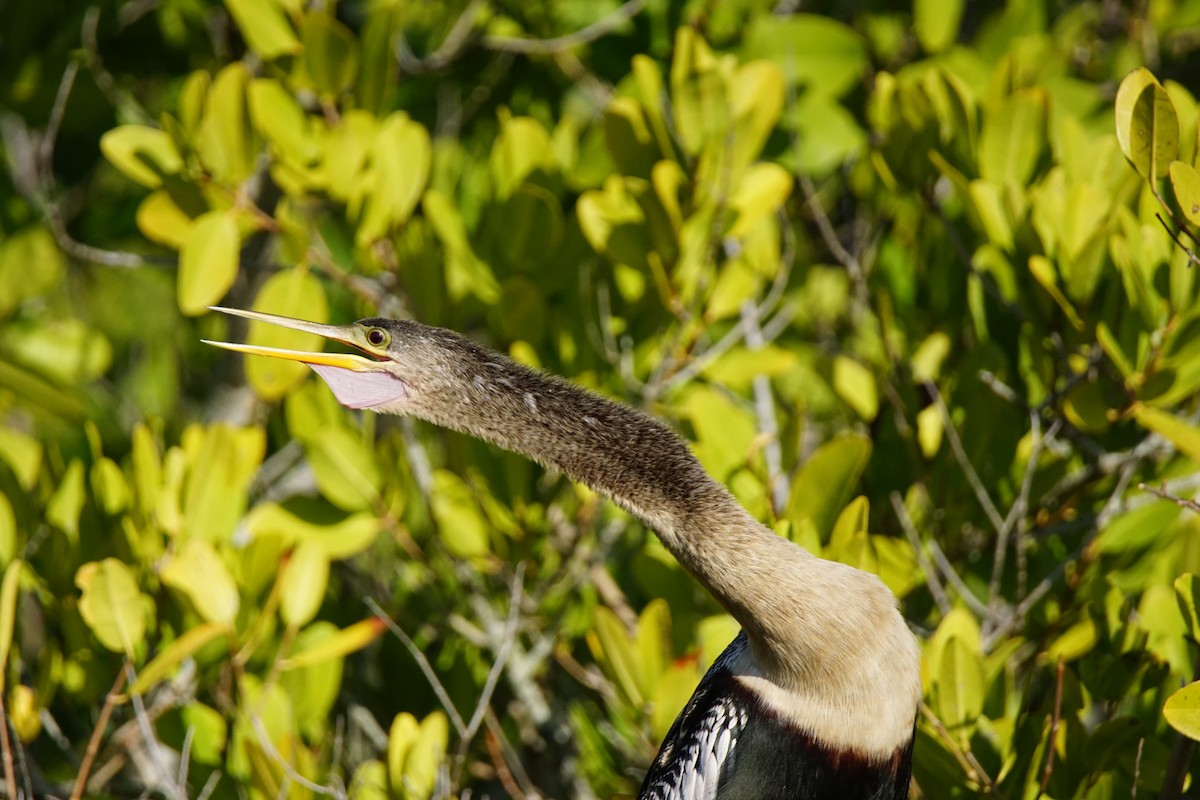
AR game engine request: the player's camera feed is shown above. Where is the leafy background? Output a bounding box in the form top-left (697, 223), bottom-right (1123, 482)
top-left (5, 0), bottom-right (1200, 797)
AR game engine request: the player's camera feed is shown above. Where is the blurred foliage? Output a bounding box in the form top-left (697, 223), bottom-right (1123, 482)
top-left (6, 0), bottom-right (1200, 798)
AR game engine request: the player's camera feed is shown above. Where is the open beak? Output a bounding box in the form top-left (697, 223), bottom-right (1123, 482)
top-left (204, 306), bottom-right (409, 409)
top-left (202, 306), bottom-right (382, 372)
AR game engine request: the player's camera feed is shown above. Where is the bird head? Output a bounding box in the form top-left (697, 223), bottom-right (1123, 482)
top-left (203, 306), bottom-right (416, 412)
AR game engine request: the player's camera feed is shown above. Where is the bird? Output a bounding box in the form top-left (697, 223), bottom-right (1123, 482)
top-left (205, 306), bottom-right (921, 800)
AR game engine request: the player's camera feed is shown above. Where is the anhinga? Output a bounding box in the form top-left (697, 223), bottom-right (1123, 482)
top-left (206, 307), bottom-right (921, 800)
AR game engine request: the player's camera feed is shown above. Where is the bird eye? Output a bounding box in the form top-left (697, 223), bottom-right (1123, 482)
top-left (366, 328), bottom-right (388, 347)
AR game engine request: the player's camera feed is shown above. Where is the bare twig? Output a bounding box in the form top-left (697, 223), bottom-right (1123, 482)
top-left (457, 566), bottom-right (526, 763)
top-left (365, 597), bottom-right (467, 735)
top-left (919, 705), bottom-right (996, 793)
top-left (71, 665), bottom-right (127, 800)
top-left (0, 691), bottom-right (17, 800)
top-left (481, 0), bottom-right (647, 55)
top-left (891, 492), bottom-right (952, 615)
top-left (926, 381), bottom-right (1007, 534)
top-left (741, 299), bottom-right (788, 515)
top-left (1137, 481), bottom-right (1200, 515)
top-left (1131, 737), bottom-right (1144, 798)
top-left (1035, 658), bottom-right (1065, 799)
top-left (396, 0), bottom-right (485, 74)
top-left (927, 538), bottom-right (990, 618)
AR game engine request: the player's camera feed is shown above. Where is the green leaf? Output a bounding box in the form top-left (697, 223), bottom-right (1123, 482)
top-left (590, 605), bottom-right (643, 706)
top-left (491, 116), bottom-right (555, 199)
top-left (1164, 681), bottom-right (1200, 741)
top-left (281, 540), bottom-right (329, 628)
top-left (136, 189), bottom-right (195, 248)
top-left (248, 79), bottom-right (318, 166)
top-left (1170, 160), bottom-right (1200, 225)
top-left (224, 0), bottom-right (300, 59)
top-left (914, 0), bottom-right (963, 53)
top-left (356, 112), bottom-right (430, 245)
top-left (1129, 81), bottom-right (1180, 180)
top-left (178, 211), bottom-right (239, 316)
top-left (387, 713), bottom-right (420, 795)
top-left (832, 355), bottom-right (878, 422)
top-left (245, 503), bottom-right (380, 559)
top-left (76, 559), bottom-right (146, 656)
top-left (304, 13), bottom-right (359, 97)
top-left (181, 424), bottom-right (265, 543)
top-left (99, 125), bottom-right (183, 188)
top-left (787, 433), bottom-right (872, 540)
top-left (244, 269), bottom-right (328, 400)
top-left (936, 636), bottom-right (983, 745)
top-left (160, 539), bottom-right (240, 625)
top-left (130, 622), bottom-right (228, 695)
top-left (0, 226), bottom-right (66, 316)
top-left (306, 426), bottom-right (382, 511)
top-left (1115, 68), bottom-right (1158, 166)
top-left (404, 712), bottom-right (448, 800)
top-left (1027, 255), bottom-right (1084, 330)
top-left (423, 189), bottom-right (500, 303)
top-left (742, 14), bottom-right (867, 98)
top-left (979, 90), bottom-right (1046, 185)
top-left (0, 560), bottom-right (23, 692)
top-left (727, 163), bottom-right (792, 238)
top-left (1175, 574), bottom-right (1200, 643)
top-left (46, 460), bottom-right (85, 541)
top-left (428, 469), bottom-right (490, 558)
top-left (195, 63), bottom-right (254, 185)
top-left (1132, 404), bottom-right (1200, 462)
top-left (0, 428), bottom-right (42, 491)
top-left (280, 618), bottom-right (386, 670)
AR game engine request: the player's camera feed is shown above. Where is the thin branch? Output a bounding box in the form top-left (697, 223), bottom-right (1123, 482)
top-left (926, 381), bottom-right (1007, 534)
top-left (396, 0), bottom-right (485, 74)
top-left (1035, 658), bottom-right (1065, 799)
top-left (71, 665), bottom-right (127, 800)
top-left (365, 597), bottom-right (467, 736)
top-left (39, 60), bottom-right (79, 168)
top-left (457, 565), bottom-right (526, 763)
top-left (0, 691), bottom-right (17, 800)
top-left (927, 538), bottom-right (990, 618)
top-left (1137, 481), bottom-right (1200, 515)
top-left (481, 0), bottom-right (647, 55)
top-left (741, 299), bottom-right (788, 515)
top-left (891, 492), bottom-right (952, 616)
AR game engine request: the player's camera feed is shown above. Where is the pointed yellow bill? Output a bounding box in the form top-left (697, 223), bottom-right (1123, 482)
top-left (202, 306), bottom-right (382, 372)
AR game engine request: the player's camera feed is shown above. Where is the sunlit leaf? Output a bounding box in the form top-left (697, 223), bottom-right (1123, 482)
top-left (243, 268), bottom-right (328, 400)
top-left (280, 540), bottom-right (329, 628)
top-left (99, 125), bottom-right (183, 188)
top-left (1133, 404), bottom-right (1200, 462)
top-left (224, 0), bottom-right (300, 59)
top-left (178, 211), bottom-right (239, 316)
top-left (76, 559), bottom-right (146, 656)
top-left (0, 559), bottom-right (23, 691)
top-left (160, 539), bottom-right (240, 625)
top-left (1165, 681), bottom-right (1200, 741)
top-left (914, 0), bottom-right (963, 53)
top-left (1170, 160), bottom-right (1200, 226)
top-left (280, 618), bottom-right (386, 670)
top-left (130, 622), bottom-right (229, 695)
top-left (304, 13), bottom-right (359, 97)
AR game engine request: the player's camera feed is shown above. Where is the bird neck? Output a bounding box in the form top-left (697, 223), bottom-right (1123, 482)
top-left (408, 344), bottom-right (810, 651)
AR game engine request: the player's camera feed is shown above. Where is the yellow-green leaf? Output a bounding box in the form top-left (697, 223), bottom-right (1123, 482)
top-left (832, 355), bottom-right (878, 421)
top-left (130, 622), bottom-right (229, 696)
top-left (99, 125), bottom-right (183, 188)
top-left (1129, 80), bottom-right (1180, 180)
top-left (280, 618), bottom-right (386, 670)
top-left (1164, 681), bottom-right (1200, 741)
top-left (160, 539), bottom-right (240, 625)
top-left (356, 112), bottom-right (430, 244)
top-left (387, 712), bottom-right (420, 794)
top-left (429, 469), bottom-right (491, 558)
top-left (1176, 574), bottom-right (1200, 643)
top-left (281, 541), bottom-right (329, 628)
top-left (178, 211), bottom-right (239, 316)
top-left (224, 0), bottom-right (300, 59)
top-left (0, 428), bottom-right (41, 492)
top-left (727, 163), bottom-right (792, 238)
top-left (1133, 404), bottom-right (1200, 463)
top-left (248, 79), bottom-right (318, 166)
top-left (1115, 68), bottom-right (1159, 166)
top-left (1170, 160), bottom-right (1200, 226)
top-left (936, 636), bottom-right (983, 744)
top-left (244, 268), bottom-right (328, 400)
top-left (0, 559), bottom-right (24, 691)
top-left (76, 559), bottom-right (146, 656)
top-left (914, 0), bottom-right (963, 53)
top-left (404, 712), bottom-right (448, 800)
top-left (304, 13), bottom-right (359, 97)
top-left (306, 426), bottom-right (382, 510)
